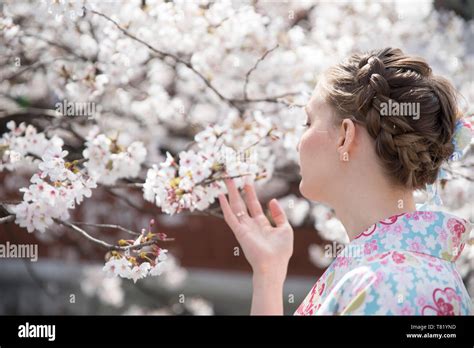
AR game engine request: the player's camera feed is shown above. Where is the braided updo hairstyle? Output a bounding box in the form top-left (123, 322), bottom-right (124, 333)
top-left (321, 47), bottom-right (460, 190)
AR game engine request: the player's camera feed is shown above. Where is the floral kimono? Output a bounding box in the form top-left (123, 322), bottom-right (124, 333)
top-left (295, 211), bottom-right (472, 315)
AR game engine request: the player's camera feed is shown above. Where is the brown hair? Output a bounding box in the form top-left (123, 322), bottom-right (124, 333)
top-left (321, 47), bottom-right (460, 190)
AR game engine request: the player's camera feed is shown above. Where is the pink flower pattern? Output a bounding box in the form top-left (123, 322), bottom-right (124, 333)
top-left (295, 210), bottom-right (472, 315)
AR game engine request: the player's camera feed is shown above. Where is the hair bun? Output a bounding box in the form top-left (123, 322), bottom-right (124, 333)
top-left (357, 56), bottom-right (385, 84)
top-left (355, 55), bottom-right (391, 116)
top-left (322, 47), bottom-right (460, 190)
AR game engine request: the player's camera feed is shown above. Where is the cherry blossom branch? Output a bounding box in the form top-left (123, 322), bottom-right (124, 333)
top-left (195, 173), bottom-right (252, 187)
top-left (205, 6), bottom-right (248, 29)
top-left (70, 219), bottom-right (177, 240)
top-left (289, 4), bottom-right (318, 27)
top-left (0, 200), bottom-right (22, 205)
top-left (86, 8), bottom-right (300, 109)
top-left (181, 207), bottom-right (224, 219)
top-left (0, 203), bottom-right (18, 224)
top-left (60, 122), bottom-right (89, 142)
top-left (102, 184), bottom-right (224, 219)
top-left (54, 218), bottom-right (170, 251)
top-left (0, 107), bottom-right (60, 120)
top-left (231, 92), bottom-right (304, 105)
top-left (242, 127), bottom-right (277, 152)
top-left (67, 221), bottom-right (141, 236)
top-left (22, 32), bottom-right (92, 62)
top-left (243, 44), bottom-right (279, 100)
top-left (103, 187), bottom-right (151, 213)
top-left (54, 218), bottom-right (115, 249)
top-left (443, 167), bottom-right (474, 182)
top-left (86, 8), bottom-right (242, 111)
top-left (3, 56), bottom-right (78, 81)
top-left (105, 182), bottom-right (144, 189)
top-left (0, 215), bottom-right (15, 224)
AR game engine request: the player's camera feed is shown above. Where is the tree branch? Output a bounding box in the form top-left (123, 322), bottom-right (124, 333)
top-left (103, 187), bottom-right (151, 213)
top-left (54, 218), bottom-right (165, 251)
top-left (85, 8), bottom-right (300, 110)
top-left (68, 220), bottom-right (175, 240)
top-left (443, 167), bottom-right (474, 182)
top-left (231, 91), bottom-right (303, 105)
top-left (86, 8), bottom-right (242, 111)
top-left (0, 106), bottom-right (60, 120)
top-left (0, 215), bottom-right (15, 224)
top-left (68, 221), bottom-right (141, 236)
top-left (105, 182), bottom-right (144, 189)
top-left (22, 32), bottom-right (92, 62)
top-left (2, 56), bottom-right (77, 81)
top-left (243, 44), bottom-right (279, 100)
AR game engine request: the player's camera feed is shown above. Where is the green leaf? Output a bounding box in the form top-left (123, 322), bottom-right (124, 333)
top-left (15, 96), bottom-right (30, 108)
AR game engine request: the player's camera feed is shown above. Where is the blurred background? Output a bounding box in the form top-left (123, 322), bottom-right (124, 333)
top-left (0, 0), bottom-right (472, 315)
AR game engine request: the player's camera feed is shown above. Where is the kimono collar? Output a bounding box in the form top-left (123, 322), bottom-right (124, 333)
top-left (350, 210), bottom-right (472, 262)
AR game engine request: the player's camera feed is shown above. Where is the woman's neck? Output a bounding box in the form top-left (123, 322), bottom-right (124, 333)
top-left (329, 182), bottom-right (416, 241)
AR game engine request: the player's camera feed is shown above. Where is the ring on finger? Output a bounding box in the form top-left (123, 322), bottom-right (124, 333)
top-left (236, 211), bottom-right (246, 218)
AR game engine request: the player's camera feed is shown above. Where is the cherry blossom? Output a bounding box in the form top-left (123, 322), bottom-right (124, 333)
top-left (96, 217), bottom-right (169, 282)
top-left (8, 153), bottom-right (97, 232)
top-left (83, 129), bottom-right (147, 185)
top-left (143, 117), bottom-right (278, 215)
top-left (0, 121), bottom-right (64, 172)
top-left (0, 0), bottom-right (472, 294)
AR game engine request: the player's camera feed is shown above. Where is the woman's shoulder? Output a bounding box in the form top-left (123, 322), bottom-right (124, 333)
top-left (347, 209), bottom-right (471, 263)
top-left (296, 210), bottom-right (473, 315)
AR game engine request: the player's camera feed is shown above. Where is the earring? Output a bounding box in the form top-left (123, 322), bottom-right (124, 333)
top-left (340, 151), bottom-right (349, 162)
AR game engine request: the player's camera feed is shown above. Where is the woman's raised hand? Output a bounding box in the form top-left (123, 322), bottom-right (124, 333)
top-left (218, 178), bottom-right (294, 279)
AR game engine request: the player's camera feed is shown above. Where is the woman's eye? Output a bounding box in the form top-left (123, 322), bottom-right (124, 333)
top-left (302, 121), bottom-right (311, 128)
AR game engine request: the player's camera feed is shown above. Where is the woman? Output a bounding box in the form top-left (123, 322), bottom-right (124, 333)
top-left (217, 47), bottom-right (472, 315)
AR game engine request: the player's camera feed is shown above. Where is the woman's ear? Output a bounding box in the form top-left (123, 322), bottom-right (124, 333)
top-left (337, 118), bottom-right (356, 161)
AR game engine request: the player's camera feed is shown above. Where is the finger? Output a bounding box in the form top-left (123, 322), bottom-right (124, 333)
top-left (218, 193), bottom-right (241, 231)
top-left (268, 199), bottom-right (289, 227)
top-left (243, 180), bottom-right (265, 218)
top-left (224, 178), bottom-right (248, 216)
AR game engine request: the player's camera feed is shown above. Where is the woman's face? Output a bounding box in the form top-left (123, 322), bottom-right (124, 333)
top-left (297, 82), bottom-right (340, 202)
